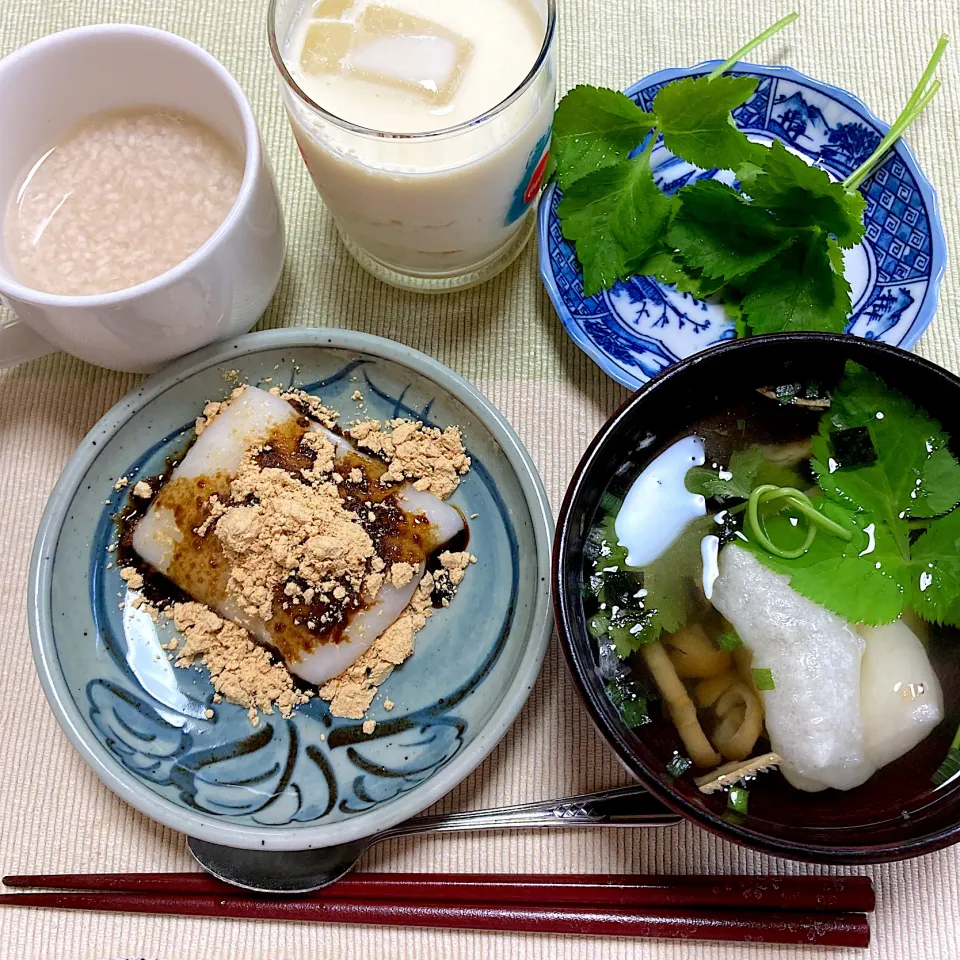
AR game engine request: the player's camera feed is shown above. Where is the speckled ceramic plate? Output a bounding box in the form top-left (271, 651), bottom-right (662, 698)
top-left (29, 329), bottom-right (553, 851)
top-left (538, 60), bottom-right (947, 390)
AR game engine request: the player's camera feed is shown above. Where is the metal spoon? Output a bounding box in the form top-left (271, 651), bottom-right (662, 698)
top-left (188, 785), bottom-right (680, 894)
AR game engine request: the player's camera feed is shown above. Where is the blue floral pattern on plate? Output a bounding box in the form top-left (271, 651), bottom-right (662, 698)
top-left (31, 333), bottom-right (553, 849)
top-left (538, 61), bottom-right (947, 391)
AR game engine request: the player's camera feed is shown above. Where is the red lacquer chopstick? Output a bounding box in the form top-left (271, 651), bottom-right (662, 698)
top-left (2, 872), bottom-right (875, 913)
top-left (0, 892), bottom-right (871, 947)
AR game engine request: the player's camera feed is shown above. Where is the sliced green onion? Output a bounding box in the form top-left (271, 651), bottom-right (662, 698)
top-left (717, 630), bottom-right (743, 652)
top-left (727, 786), bottom-right (750, 813)
top-left (587, 613), bottom-right (611, 640)
top-left (745, 484), bottom-right (852, 559)
top-left (752, 668), bottom-right (776, 691)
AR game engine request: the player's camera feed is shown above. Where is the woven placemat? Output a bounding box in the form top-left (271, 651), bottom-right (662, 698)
top-left (1, 0), bottom-right (958, 956)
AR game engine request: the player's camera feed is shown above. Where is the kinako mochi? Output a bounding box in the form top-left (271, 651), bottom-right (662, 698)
top-left (128, 385), bottom-right (472, 720)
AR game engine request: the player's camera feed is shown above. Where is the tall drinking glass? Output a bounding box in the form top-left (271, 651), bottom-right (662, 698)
top-left (268, 0), bottom-right (556, 292)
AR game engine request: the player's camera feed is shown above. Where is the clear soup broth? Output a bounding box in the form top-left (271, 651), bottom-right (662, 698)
top-left (583, 365), bottom-right (960, 822)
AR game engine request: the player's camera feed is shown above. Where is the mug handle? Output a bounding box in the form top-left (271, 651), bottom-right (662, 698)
top-left (0, 304), bottom-right (56, 369)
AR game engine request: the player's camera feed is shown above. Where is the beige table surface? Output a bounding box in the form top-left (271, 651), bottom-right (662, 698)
top-left (1, 0), bottom-right (959, 956)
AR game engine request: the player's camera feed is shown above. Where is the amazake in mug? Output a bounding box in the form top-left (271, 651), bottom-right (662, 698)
top-left (0, 25), bottom-right (285, 374)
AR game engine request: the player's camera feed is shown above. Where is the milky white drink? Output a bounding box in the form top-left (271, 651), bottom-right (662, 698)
top-left (272, 0), bottom-right (555, 289)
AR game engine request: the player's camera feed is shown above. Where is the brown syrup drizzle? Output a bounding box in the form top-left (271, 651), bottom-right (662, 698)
top-left (118, 416), bottom-right (470, 665)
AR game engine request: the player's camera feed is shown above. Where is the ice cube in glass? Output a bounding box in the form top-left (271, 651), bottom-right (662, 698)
top-left (310, 0), bottom-right (354, 18)
top-left (300, 20), bottom-right (355, 76)
top-left (347, 4), bottom-right (475, 105)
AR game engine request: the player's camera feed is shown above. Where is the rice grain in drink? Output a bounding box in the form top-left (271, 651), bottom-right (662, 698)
top-left (4, 107), bottom-right (243, 297)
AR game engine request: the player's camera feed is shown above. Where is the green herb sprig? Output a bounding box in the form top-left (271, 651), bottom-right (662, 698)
top-left (551, 17), bottom-right (948, 338)
top-left (685, 364), bottom-right (960, 786)
top-left (736, 363), bottom-right (960, 627)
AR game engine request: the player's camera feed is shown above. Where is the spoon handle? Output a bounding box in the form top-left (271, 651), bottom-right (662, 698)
top-left (378, 786), bottom-right (680, 840)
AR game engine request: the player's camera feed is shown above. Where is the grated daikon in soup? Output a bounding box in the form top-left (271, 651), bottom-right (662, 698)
top-left (3, 107), bottom-right (244, 296)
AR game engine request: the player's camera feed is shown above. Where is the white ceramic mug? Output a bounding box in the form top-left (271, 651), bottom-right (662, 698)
top-left (0, 25), bottom-right (285, 374)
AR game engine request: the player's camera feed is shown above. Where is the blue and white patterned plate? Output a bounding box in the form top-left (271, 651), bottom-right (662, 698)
top-left (29, 329), bottom-right (553, 851)
top-left (538, 60), bottom-right (947, 390)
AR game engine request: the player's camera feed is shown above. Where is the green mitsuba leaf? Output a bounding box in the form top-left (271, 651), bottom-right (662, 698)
top-left (667, 179), bottom-right (795, 281)
top-left (548, 74), bottom-right (870, 331)
top-left (814, 362), bottom-right (960, 525)
top-left (747, 362), bottom-right (960, 626)
top-left (738, 140), bottom-right (867, 249)
top-left (557, 151), bottom-right (674, 297)
top-left (909, 509), bottom-right (960, 627)
top-left (735, 231), bottom-right (851, 336)
top-left (685, 445), bottom-right (802, 500)
top-left (743, 497), bottom-right (907, 626)
top-left (552, 86), bottom-right (656, 190)
top-left (653, 75), bottom-right (766, 171)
